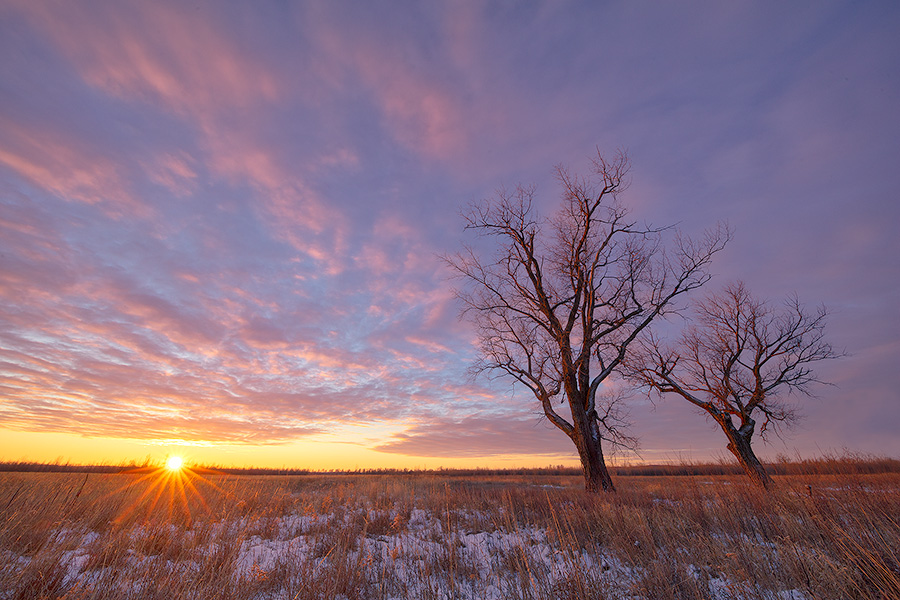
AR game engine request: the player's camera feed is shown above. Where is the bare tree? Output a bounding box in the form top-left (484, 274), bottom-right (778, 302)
top-left (625, 281), bottom-right (839, 488)
top-left (447, 151), bottom-right (729, 492)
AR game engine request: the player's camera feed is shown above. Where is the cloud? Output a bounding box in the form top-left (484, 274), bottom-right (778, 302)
top-left (1, 1), bottom-right (897, 464)
top-left (0, 118), bottom-right (146, 218)
top-left (143, 152), bottom-right (199, 198)
top-left (300, 3), bottom-right (500, 162)
top-left (0, 183), bottom-right (479, 445)
top-left (375, 414), bottom-right (577, 459)
top-left (6, 0), bottom-right (353, 271)
top-left (13, 1), bottom-right (280, 117)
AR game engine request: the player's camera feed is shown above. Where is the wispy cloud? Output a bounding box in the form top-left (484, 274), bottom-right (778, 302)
top-left (0, 118), bottom-right (145, 217)
top-left (15, 1), bottom-right (280, 116)
top-left (1, 0), bottom-right (898, 463)
top-left (375, 415), bottom-right (576, 458)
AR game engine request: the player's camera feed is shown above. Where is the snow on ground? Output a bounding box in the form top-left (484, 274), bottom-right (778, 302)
top-left (3, 504), bottom-right (810, 600)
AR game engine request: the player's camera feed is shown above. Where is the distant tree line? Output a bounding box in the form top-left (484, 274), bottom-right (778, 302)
top-left (4, 453), bottom-right (898, 477)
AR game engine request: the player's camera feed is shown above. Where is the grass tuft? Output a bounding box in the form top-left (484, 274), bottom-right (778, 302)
top-left (1, 455), bottom-right (897, 599)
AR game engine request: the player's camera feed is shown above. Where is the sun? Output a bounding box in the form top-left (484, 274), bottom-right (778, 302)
top-left (165, 456), bottom-right (184, 472)
top-left (110, 454), bottom-right (223, 527)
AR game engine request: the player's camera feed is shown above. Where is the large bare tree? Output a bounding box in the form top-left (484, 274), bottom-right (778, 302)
top-left (625, 281), bottom-right (839, 488)
top-left (447, 151), bottom-right (729, 492)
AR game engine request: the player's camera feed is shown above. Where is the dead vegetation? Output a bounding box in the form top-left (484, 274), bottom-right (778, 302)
top-left (1, 457), bottom-right (898, 599)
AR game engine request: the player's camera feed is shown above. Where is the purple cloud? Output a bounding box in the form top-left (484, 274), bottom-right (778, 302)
top-left (0, 1), bottom-right (898, 463)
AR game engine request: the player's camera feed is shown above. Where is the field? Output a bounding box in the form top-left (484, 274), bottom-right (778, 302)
top-left (1, 461), bottom-right (899, 599)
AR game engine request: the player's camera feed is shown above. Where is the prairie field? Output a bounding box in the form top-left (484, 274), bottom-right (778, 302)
top-left (1, 461), bottom-right (898, 600)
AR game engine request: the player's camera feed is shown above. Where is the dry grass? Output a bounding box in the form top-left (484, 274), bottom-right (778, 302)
top-left (1, 461), bottom-right (898, 599)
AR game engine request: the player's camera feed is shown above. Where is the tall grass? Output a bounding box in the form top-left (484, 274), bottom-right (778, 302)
top-left (1, 459), bottom-right (897, 599)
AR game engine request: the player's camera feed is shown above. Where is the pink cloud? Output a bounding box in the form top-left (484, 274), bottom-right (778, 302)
top-left (305, 8), bottom-right (470, 160)
top-left (143, 152), bottom-right (199, 197)
top-left (0, 119), bottom-right (146, 217)
top-left (14, 1), bottom-right (280, 118)
top-left (3, 1), bottom-right (891, 464)
top-left (0, 301), bottom-right (344, 444)
top-left (0, 223), bottom-right (474, 445)
top-left (196, 123), bottom-right (352, 274)
top-left (375, 415), bottom-right (576, 459)
top-left (9, 1), bottom-right (350, 270)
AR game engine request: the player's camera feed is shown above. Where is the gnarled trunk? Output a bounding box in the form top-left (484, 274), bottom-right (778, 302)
top-left (720, 418), bottom-right (771, 489)
top-left (573, 408), bottom-right (615, 493)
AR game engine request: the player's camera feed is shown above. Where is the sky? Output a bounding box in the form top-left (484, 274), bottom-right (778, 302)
top-left (1, 1), bottom-right (898, 470)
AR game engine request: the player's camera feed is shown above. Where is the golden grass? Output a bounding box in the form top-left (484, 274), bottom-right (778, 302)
top-left (1, 462), bottom-right (898, 599)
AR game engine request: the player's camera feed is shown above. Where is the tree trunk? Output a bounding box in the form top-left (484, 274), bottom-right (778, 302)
top-left (574, 410), bottom-right (616, 493)
top-left (721, 420), bottom-right (771, 489)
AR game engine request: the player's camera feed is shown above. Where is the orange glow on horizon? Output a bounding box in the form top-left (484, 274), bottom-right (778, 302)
top-left (0, 427), bottom-right (590, 471)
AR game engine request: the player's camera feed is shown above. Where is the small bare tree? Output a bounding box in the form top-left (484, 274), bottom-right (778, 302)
top-left (447, 151), bottom-right (728, 492)
top-left (626, 281), bottom-right (839, 488)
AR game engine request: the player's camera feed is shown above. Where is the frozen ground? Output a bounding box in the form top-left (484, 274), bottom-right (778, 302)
top-left (4, 501), bottom-right (810, 599)
top-left (4, 470), bottom-right (896, 599)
